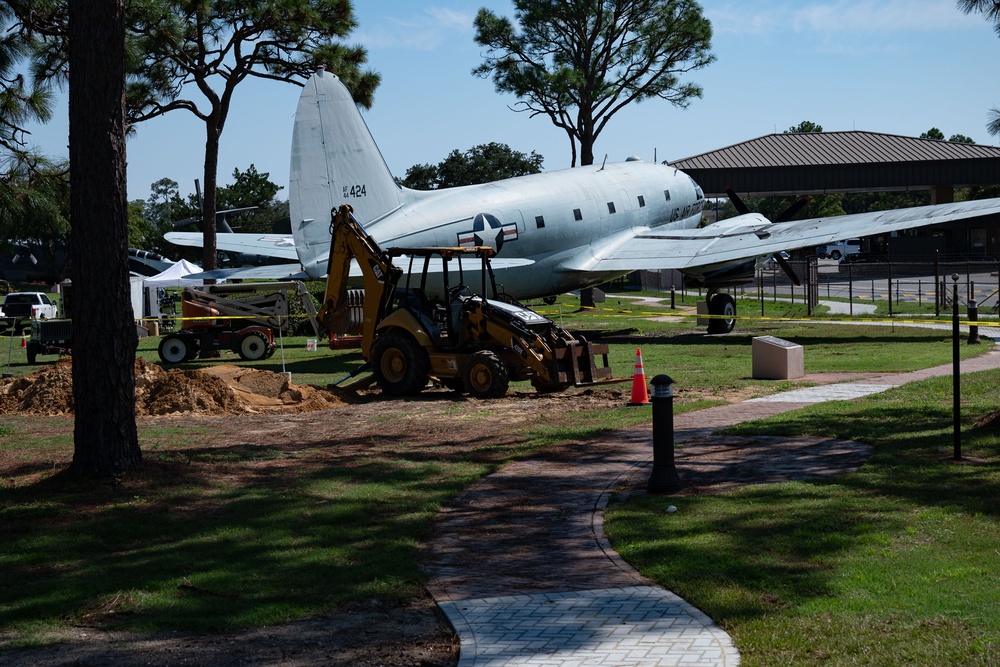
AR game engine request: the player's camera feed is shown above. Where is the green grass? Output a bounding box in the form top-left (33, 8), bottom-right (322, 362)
top-left (605, 371), bottom-right (1000, 666)
top-left (1, 294), bottom-right (998, 655)
top-left (0, 430), bottom-right (494, 639)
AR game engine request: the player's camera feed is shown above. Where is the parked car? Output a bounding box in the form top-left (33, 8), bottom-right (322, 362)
top-left (816, 239), bottom-right (862, 260)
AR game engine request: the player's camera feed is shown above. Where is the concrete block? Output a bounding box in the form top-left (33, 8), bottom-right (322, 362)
top-left (696, 301), bottom-right (709, 326)
top-left (752, 336), bottom-right (804, 380)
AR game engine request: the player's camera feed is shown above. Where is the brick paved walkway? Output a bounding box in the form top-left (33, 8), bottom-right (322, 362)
top-left (421, 344), bottom-right (1000, 666)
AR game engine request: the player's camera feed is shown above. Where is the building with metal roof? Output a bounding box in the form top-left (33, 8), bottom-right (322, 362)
top-left (669, 130), bottom-right (1000, 202)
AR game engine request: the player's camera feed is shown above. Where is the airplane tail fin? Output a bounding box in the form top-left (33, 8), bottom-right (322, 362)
top-left (289, 69), bottom-right (405, 276)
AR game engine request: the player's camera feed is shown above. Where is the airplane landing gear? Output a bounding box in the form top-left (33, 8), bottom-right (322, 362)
top-left (706, 292), bottom-right (736, 334)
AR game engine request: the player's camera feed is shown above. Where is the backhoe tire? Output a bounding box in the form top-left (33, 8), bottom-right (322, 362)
top-left (372, 332), bottom-right (430, 396)
top-left (158, 335), bottom-right (190, 364)
top-left (707, 293), bottom-right (736, 334)
top-left (238, 331), bottom-right (269, 361)
top-left (464, 350), bottom-right (509, 399)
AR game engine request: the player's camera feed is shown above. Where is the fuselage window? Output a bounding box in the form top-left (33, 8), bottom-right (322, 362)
top-left (607, 202), bottom-right (616, 214)
top-left (535, 215), bottom-right (545, 229)
top-left (637, 195), bottom-right (645, 208)
top-left (573, 208), bottom-right (583, 221)
top-left (664, 189), bottom-right (671, 201)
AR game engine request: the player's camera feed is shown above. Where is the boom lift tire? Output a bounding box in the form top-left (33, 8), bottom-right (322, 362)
top-left (464, 350), bottom-right (510, 399)
top-left (158, 335), bottom-right (190, 364)
top-left (238, 331), bottom-right (270, 361)
top-left (184, 339), bottom-right (201, 362)
top-left (372, 331), bottom-right (430, 396)
top-left (707, 293), bottom-right (737, 334)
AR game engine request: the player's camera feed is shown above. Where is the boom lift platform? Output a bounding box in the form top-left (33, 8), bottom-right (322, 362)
top-left (317, 204), bottom-right (613, 398)
top-left (158, 281), bottom-right (320, 364)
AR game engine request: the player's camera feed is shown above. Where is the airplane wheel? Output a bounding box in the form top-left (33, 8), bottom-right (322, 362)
top-left (373, 331), bottom-right (429, 396)
top-left (238, 331), bottom-right (269, 361)
top-left (707, 293), bottom-right (736, 334)
top-left (158, 335), bottom-right (190, 364)
top-left (464, 350), bottom-right (509, 399)
top-left (543, 295), bottom-right (557, 305)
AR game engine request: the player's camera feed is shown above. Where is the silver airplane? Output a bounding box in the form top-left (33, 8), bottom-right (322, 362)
top-left (165, 68), bottom-right (1000, 332)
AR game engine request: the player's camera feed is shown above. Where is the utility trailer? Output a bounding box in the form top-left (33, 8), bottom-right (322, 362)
top-left (157, 281), bottom-right (320, 364)
top-left (26, 318), bottom-right (73, 364)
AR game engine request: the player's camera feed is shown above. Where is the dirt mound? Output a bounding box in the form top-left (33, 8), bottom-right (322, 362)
top-left (0, 358), bottom-right (343, 417)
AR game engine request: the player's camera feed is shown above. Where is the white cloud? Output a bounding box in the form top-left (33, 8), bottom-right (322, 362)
top-left (709, 0), bottom-right (983, 36)
top-left (791, 0), bottom-right (978, 33)
top-left (356, 6), bottom-right (477, 52)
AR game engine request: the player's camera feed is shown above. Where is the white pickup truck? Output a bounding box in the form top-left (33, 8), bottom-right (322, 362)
top-left (815, 239), bottom-right (862, 261)
top-left (0, 292), bottom-right (59, 331)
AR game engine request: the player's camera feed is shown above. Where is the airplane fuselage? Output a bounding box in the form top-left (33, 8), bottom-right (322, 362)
top-left (292, 160), bottom-right (706, 300)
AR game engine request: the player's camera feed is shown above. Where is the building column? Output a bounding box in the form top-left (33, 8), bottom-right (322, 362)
top-left (931, 185), bottom-right (954, 204)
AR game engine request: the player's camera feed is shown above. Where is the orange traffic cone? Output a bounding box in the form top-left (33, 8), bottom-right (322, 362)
top-left (20, 333), bottom-right (26, 348)
top-left (628, 348), bottom-right (649, 405)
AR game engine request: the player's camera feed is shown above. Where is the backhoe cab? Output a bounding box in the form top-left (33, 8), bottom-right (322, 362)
top-left (317, 205), bottom-right (612, 399)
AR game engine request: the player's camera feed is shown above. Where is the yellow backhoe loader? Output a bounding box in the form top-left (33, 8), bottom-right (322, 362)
top-left (317, 205), bottom-right (612, 398)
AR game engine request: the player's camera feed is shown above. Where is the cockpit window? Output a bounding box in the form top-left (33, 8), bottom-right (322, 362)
top-left (688, 176), bottom-right (704, 200)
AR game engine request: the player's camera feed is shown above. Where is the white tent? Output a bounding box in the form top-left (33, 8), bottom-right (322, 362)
top-left (142, 259), bottom-right (204, 288)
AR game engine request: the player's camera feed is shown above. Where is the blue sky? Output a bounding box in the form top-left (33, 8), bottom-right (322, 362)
top-left (23, 0), bottom-right (1000, 202)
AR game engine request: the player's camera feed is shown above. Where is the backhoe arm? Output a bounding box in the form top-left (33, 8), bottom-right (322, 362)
top-left (316, 205), bottom-right (402, 354)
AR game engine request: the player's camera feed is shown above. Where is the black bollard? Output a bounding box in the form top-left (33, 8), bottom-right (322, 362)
top-left (968, 297), bottom-right (981, 345)
top-left (952, 275), bottom-right (961, 460)
top-left (648, 374), bottom-right (682, 494)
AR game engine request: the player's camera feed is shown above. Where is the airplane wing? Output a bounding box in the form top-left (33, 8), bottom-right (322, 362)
top-left (565, 198), bottom-right (1000, 272)
top-left (393, 256), bottom-right (534, 271)
top-left (188, 264), bottom-right (309, 281)
top-left (187, 256), bottom-right (534, 282)
top-left (164, 232), bottom-right (299, 261)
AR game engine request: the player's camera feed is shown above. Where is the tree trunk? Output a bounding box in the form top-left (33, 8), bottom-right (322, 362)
top-left (579, 106), bottom-right (595, 166)
top-left (202, 122), bottom-right (221, 272)
top-left (68, 0), bottom-right (141, 478)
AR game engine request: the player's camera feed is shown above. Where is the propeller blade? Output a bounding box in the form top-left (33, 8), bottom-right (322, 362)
top-left (775, 196), bottom-right (811, 223)
top-left (774, 253), bottom-right (802, 287)
top-left (725, 187), bottom-right (752, 216)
